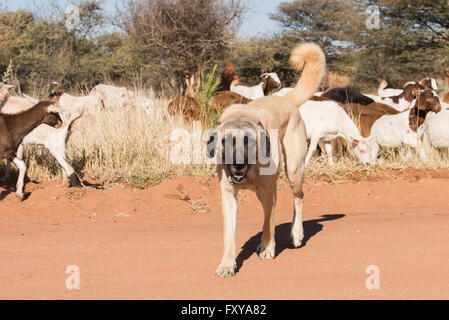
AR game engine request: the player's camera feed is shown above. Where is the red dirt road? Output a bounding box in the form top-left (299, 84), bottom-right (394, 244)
top-left (1, 176), bottom-right (449, 299)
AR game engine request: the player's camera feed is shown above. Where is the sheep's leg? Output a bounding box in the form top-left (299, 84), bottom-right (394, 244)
top-left (47, 143), bottom-right (82, 187)
top-left (305, 135), bottom-right (320, 165)
top-left (1, 161), bottom-right (11, 182)
top-left (1, 144), bottom-right (23, 182)
top-left (11, 157), bottom-right (26, 200)
top-left (324, 142), bottom-right (334, 165)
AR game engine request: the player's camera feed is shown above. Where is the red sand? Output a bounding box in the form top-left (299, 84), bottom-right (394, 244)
top-left (1, 176), bottom-right (449, 299)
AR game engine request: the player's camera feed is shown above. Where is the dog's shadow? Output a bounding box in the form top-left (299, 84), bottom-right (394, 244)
top-left (235, 214), bottom-right (345, 273)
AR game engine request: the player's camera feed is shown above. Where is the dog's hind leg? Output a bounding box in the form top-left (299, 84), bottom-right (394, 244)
top-left (216, 176), bottom-right (238, 278)
top-left (283, 117), bottom-right (307, 248)
top-left (256, 183), bottom-right (277, 260)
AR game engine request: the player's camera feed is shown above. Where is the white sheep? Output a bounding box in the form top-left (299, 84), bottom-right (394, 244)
top-left (366, 89), bottom-right (441, 163)
top-left (230, 79), bottom-right (264, 100)
top-left (377, 80), bottom-right (417, 97)
top-left (298, 100), bottom-right (373, 165)
top-left (273, 87), bottom-right (294, 96)
top-left (419, 110), bottom-right (449, 147)
top-left (368, 110), bottom-right (419, 152)
top-left (90, 84), bottom-right (154, 115)
top-left (365, 94), bottom-right (415, 112)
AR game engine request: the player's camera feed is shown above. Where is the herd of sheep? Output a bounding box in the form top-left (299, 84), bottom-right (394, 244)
top-left (0, 82), bottom-right (154, 199)
top-left (0, 63), bottom-right (449, 200)
top-left (178, 69), bottom-right (449, 166)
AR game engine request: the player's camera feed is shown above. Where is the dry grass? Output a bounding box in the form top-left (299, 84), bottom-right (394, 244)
top-left (2, 90), bottom-right (449, 188)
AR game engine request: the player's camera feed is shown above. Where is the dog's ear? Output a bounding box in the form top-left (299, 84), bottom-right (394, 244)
top-left (258, 123), bottom-right (271, 158)
top-left (206, 130), bottom-right (218, 158)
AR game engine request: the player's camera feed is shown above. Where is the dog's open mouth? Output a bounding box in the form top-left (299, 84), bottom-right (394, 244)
top-left (230, 172), bottom-right (246, 184)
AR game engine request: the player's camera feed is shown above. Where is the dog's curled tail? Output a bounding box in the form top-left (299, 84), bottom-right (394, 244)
top-left (378, 79), bottom-right (388, 96)
top-left (286, 42), bottom-right (326, 107)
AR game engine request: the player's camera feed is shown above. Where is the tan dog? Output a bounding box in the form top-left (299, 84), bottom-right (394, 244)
top-left (206, 43), bottom-right (326, 277)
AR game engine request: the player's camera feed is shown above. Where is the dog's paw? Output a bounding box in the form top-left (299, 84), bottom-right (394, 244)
top-left (258, 246), bottom-right (275, 260)
top-left (291, 227), bottom-right (304, 248)
top-left (291, 234), bottom-right (304, 248)
top-left (215, 261), bottom-right (237, 278)
top-left (292, 239), bottom-right (302, 248)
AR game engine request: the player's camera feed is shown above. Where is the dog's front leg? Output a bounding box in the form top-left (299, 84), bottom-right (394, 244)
top-left (216, 180), bottom-right (238, 278)
top-left (256, 183), bottom-right (277, 260)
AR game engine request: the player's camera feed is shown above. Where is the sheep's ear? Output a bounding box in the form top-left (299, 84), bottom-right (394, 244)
top-left (206, 130), bottom-right (218, 159)
top-left (431, 78), bottom-right (438, 91)
top-left (262, 78), bottom-right (268, 91)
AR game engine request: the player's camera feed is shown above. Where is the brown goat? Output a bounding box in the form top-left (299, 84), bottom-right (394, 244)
top-left (409, 90), bottom-right (442, 132)
top-left (343, 103), bottom-right (399, 138)
top-left (384, 82), bottom-right (424, 104)
top-left (0, 101), bottom-right (62, 199)
top-left (167, 96), bottom-right (203, 122)
top-left (219, 61), bottom-right (238, 92)
top-left (212, 91), bottom-right (250, 112)
top-left (262, 74), bottom-right (282, 96)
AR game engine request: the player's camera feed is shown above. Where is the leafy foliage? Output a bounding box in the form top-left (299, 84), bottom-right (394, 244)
top-left (0, 0), bottom-right (447, 95)
top-left (196, 65), bottom-right (221, 128)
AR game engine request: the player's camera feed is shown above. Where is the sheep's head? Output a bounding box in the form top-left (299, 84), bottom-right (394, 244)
top-left (48, 82), bottom-right (65, 101)
top-left (416, 89), bottom-right (441, 112)
top-left (352, 138), bottom-right (378, 165)
top-left (262, 73), bottom-right (282, 95)
top-left (400, 82), bottom-right (425, 102)
top-left (409, 90), bottom-right (442, 132)
top-left (420, 78), bottom-right (438, 91)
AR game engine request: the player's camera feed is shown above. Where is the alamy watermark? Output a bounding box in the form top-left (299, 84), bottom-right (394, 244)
top-left (65, 265), bottom-right (80, 290)
top-left (65, 5), bottom-right (81, 31)
top-left (365, 265), bottom-right (380, 290)
top-left (366, 5), bottom-right (380, 30)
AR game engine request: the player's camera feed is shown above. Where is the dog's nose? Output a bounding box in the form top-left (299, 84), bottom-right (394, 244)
top-left (234, 163), bottom-right (246, 171)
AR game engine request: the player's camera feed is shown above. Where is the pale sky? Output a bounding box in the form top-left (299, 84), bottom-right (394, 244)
top-left (2, 0), bottom-right (288, 37)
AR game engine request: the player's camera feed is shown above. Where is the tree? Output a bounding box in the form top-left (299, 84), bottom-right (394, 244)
top-left (271, 0), bottom-right (360, 58)
top-left (118, 0), bottom-right (246, 94)
top-left (270, 0), bottom-right (449, 90)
